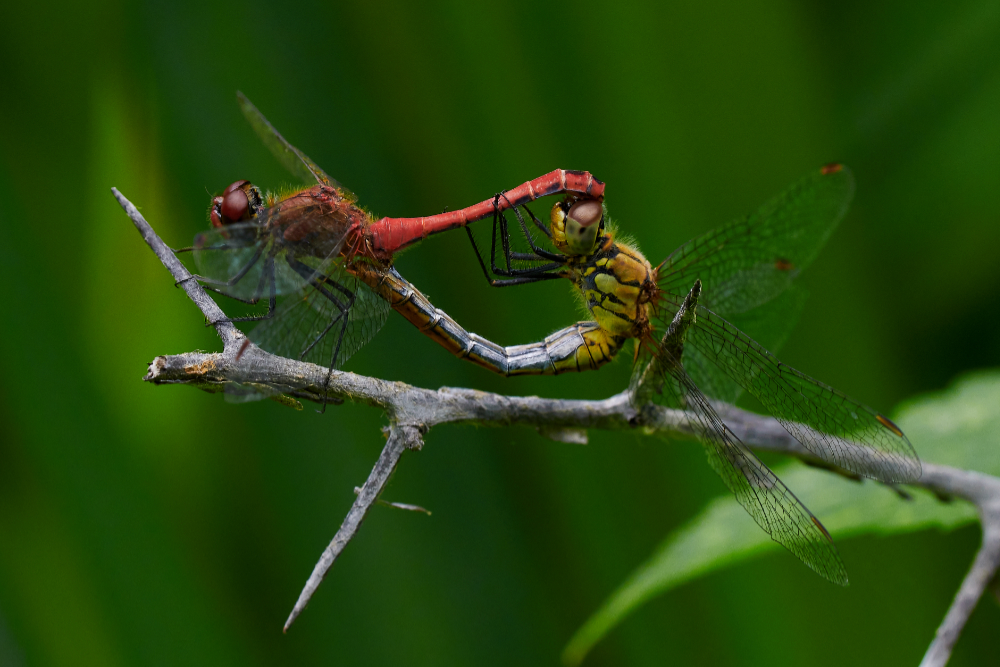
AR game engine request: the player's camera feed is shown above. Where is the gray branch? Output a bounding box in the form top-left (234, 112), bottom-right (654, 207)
top-left (284, 423), bottom-right (422, 631)
top-left (115, 187), bottom-right (1000, 666)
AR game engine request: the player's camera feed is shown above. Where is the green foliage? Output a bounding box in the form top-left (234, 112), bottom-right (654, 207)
top-left (565, 371), bottom-right (1000, 664)
top-left (1, 0), bottom-right (999, 664)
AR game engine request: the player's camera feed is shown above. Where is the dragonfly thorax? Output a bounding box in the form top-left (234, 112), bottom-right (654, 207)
top-left (263, 184), bottom-right (373, 261)
top-left (570, 238), bottom-right (655, 344)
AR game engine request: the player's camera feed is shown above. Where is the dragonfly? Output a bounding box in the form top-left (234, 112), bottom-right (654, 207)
top-left (182, 93), bottom-right (606, 402)
top-left (439, 163), bottom-right (923, 583)
top-left (189, 94), bottom-right (920, 581)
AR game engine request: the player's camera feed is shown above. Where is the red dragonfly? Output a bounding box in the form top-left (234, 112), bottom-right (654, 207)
top-left (184, 93), bottom-right (606, 402)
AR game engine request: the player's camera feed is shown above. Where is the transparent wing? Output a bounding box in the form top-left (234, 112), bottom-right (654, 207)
top-left (249, 262), bottom-right (390, 371)
top-left (670, 302), bottom-right (921, 483)
top-left (658, 164), bottom-right (854, 317)
top-left (685, 285), bottom-right (809, 405)
top-left (188, 221), bottom-right (308, 300)
top-left (630, 346), bottom-right (848, 585)
top-left (237, 92), bottom-right (355, 200)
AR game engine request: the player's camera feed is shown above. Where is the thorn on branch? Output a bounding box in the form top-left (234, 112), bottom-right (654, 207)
top-left (355, 487), bottom-right (432, 515)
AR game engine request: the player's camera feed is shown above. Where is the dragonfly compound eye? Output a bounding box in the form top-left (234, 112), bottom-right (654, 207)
top-left (567, 200), bottom-right (602, 228)
top-left (224, 179), bottom-right (251, 195)
top-left (562, 199), bottom-right (604, 255)
top-left (221, 187), bottom-right (250, 223)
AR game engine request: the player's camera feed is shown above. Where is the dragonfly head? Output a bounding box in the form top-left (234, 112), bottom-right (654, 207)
top-left (210, 180), bottom-right (264, 228)
top-left (550, 197), bottom-right (605, 256)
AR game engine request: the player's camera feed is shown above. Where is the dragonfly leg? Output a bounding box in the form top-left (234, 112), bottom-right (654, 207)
top-left (464, 225), bottom-right (564, 286)
top-left (464, 197), bottom-right (565, 287)
top-left (198, 285), bottom-right (264, 306)
top-left (286, 258), bottom-right (356, 412)
top-left (290, 275), bottom-right (353, 361)
top-left (184, 243), bottom-right (280, 320)
top-left (184, 243), bottom-right (265, 290)
top-left (491, 196), bottom-right (564, 272)
top-left (505, 197), bottom-right (561, 260)
top-left (216, 256), bottom-right (279, 324)
top-left (523, 202), bottom-right (553, 239)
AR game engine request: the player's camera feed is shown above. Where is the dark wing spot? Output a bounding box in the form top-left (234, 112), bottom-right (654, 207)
top-left (876, 414), bottom-right (904, 437)
top-left (811, 516), bottom-right (834, 542)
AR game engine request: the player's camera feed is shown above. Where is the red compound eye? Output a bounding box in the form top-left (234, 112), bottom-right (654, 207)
top-left (224, 179), bottom-right (250, 195)
top-left (221, 188), bottom-right (249, 222)
top-left (567, 199), bottom-right (602, 227)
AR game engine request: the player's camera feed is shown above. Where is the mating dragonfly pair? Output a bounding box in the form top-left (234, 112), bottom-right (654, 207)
top-left (182, 93), bottom-right (921, 585)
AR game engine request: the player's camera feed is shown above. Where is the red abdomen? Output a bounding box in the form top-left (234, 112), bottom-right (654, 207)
top-left (367, 169), bottom-right (604, 254)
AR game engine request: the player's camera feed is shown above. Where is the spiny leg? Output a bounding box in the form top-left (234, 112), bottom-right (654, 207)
top-left (286, 258), bottom-right (356, 412)
top-left (464, 223), bottom-right (564, 286)
top-left (465, 197), bottom-right (514, 283)
top-left (215, 255), bottom-right (278, 325)
top-left (179, 243), bottom-right (281, 326)
top-left (523, 202), bottom-right (553, 239)
top-left (294, 279), bottom-right (352, 360)
top-left (507, 199), bottom-right (563, 261)
top-left (464, 196), bottom-right (565, 286)
top-left (491, 194), bottom-right (565, 270)
top-left (179, 243), bottom-right (264, 290)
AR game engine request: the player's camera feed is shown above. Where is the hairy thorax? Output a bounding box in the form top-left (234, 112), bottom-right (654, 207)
top-left (567, 236), bottom-right (656, 344)
top-left (269, 185), bottom-right (372, 260)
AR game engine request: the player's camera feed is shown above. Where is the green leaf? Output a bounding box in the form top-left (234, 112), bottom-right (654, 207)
top-left (563, 370), bottom-right (1000, 666)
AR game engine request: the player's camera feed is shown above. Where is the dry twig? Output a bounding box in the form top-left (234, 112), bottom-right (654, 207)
top-left (116, 187), bottom-right (1000, 665)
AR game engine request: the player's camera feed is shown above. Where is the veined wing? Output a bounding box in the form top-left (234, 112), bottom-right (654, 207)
top-left (249, 261), bottom-right (390, 371)
top-left (673, 301), bottom-right (921, 483)
top-left (221, 262), bottom-right (389, 404)
top-left (658, 164), bottom-right (854, 317)
top-left (188, 190), bottom-right (356, 300)
top-left (189, 221), bottom-right (304, 300)
top-left (684, 285), bottom-right (809, 405)
top-left (237, 91), bottom-right (356, 201)
top-left (630, 345), bottom-right (848, 585)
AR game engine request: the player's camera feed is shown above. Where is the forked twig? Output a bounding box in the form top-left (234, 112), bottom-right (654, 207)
top-left (285, 423), bottom-right (422, 631)
top-left (115, 188), bottom-right (1000, 665)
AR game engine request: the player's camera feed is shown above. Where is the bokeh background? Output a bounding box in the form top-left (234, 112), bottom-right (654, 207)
top-left (2, 0), bottom-right (999, 665)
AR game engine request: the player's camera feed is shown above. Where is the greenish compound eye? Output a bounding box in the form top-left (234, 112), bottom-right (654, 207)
top-left (565, 200), bottom-right (603, 254)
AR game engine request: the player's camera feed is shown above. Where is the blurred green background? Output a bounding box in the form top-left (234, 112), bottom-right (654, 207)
top-left (1, 0), bottom-right (999, 664)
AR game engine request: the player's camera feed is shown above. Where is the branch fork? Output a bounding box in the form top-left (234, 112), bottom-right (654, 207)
top-left (116, 187), bottom-right (999, 666)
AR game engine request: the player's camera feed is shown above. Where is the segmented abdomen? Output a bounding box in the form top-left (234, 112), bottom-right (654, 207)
top-left (351, 265), bottom-right (622, 375)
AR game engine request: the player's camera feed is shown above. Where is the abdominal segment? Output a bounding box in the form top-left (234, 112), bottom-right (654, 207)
top-left (352, 264), bottom-right (623, 376)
